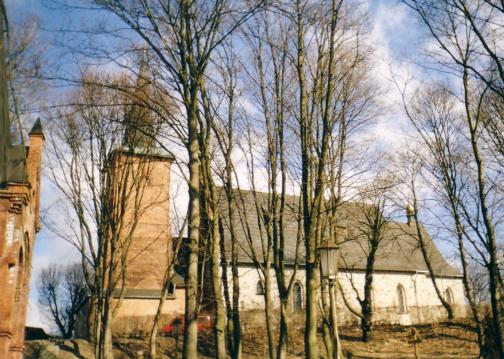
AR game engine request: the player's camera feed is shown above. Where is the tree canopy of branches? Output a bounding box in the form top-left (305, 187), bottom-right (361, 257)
top-left (46, 73), bottom-right (161, 358)
top-left (400, 1), bottom-right (504, 354)
top-left (37, 263), bottom-right (89, 339)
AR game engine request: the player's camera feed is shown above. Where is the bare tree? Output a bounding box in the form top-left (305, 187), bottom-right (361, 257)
top-left (237, 7), bottom-right (302, 358)
top-left (82, 3), bottom-right (263, 357)
top-left (402, 0), bottom-right (504, 99)
top-left (347, 180), bottom-right (394, 342)
top-left (38, 263), bottom-right (89, 339)
top-left (149, 205), bottom-right (188, 359)
top-left (398, 84), bottom-right (486, 352)
top-left (6, 15), bottom-right (46, 131)
top-left (295, 1), bottom-right (346, 356)
top-left (402, 1), bottom-right (504, 354)
top-left (398, 155), bottom-right (455, 319)
top-left (46, 72), bottom-right (160, 359)
top-left (210, 42), bottom-right (244, 359)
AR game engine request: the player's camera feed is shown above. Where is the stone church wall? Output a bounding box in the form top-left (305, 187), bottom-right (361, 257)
top-left (228, 266), bottom-right (467, 327)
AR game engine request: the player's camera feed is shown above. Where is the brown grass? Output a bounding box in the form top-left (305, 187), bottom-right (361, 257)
top-left (25, 320), bottom-right (480, 358)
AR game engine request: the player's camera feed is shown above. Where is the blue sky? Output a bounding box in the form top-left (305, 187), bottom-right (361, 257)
top-left (6, 0), bottom-right (446, 329)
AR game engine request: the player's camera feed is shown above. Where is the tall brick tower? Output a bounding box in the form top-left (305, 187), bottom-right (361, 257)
top-left (0, 3), bottom-right (44, 357)
top-left (109, 55), bottom-right (181, 335)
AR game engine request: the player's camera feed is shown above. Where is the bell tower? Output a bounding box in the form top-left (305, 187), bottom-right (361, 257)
top-left (114, 53), bottom-right (174, 292)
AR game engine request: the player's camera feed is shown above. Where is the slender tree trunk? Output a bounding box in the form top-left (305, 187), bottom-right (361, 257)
top-left (211, 218), bottom-right (227, 358)
top-left (462, 67), bottom-right (503, 357)
top-left (296, 1), bottom-right (319, 357)
top-left (93, 303), bottom-right (102, 359)
top-left (361, 246), bottom-right (376, 342)
top-left (276, 301), bottom-right (289, 359)
top-left (412, 216), bottom-right (454, 319)
top-left (321, 283), bottom-right (334, 358)
top-left (149, 288), bottom-right (167, 359)
top-left (264, 268), bottom-right (276, 359)
top-left (230, 235), bottom-right (242, 359)
top-left (103, 312), bottom-right (114, 359)
top-left (329, 281), bottom-right (343, 359)
top-left (410, 189), bottom-right (453, 320)
top-left (183, 98), bottom-right (201, 359)
top-left (200, 83), bottom-right (227, 358)
top-left (455, 221), bottom-right (484, 353)
top-left (223, 162), bottom-right (242, 359)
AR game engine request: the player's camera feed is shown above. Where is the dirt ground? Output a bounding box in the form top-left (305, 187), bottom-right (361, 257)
top-left (238, 320), bottom-right (479, 358)
top-left (24, 320), bottom-right (481, 358)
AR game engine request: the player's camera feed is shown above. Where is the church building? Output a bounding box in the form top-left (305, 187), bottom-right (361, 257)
top-left (217, 190), bottom-right (466, 327)
top-left (77, 58), bottom-right (466, 338)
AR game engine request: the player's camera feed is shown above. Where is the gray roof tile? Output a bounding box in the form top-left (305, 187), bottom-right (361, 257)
top-left (217, 189), bottom-right (460, 277)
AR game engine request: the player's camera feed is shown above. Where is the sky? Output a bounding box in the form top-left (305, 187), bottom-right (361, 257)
top-left (4, 0), bottom-right (447, 330)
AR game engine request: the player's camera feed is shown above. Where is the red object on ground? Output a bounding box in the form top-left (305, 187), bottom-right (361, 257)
top-left (162, 315), bottom-right (212, 336)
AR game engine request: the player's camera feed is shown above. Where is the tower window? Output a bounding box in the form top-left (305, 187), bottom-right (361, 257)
top-left (166, 282), bottom-right (176, 297)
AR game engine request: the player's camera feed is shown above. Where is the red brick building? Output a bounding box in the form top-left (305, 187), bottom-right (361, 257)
top-left (0, 7), bottom-right (44, 358)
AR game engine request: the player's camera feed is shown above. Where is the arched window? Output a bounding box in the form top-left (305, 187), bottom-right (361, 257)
top-left (292, 281), bottom-right (303, 311)
top-left (256, 280), bottom-right (264, 295)
top-left (445, 288), bottom-right (454, 305)
top-left (396, 284), bottom-right (407, 314)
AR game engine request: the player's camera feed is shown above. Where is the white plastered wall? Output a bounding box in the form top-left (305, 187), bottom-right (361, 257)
top-left (227, 266), bottom-right (466, 325)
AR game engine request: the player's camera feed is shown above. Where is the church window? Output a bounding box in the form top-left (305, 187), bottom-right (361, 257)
top-left (292, 281), bottom-right (304, 311)
top-left (166, 282), bottom-right (176, 297)
top-left (256, 280), bottom-right (264, 295)
top-left (396, 284), bottom-right (407, 314)
top-left (445, 288), bottom-right (454, 305)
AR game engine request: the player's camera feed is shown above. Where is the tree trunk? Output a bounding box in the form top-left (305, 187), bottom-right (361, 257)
top-left (305, 265), bottom-right (320, 358)
top-left (230, 241), bottom-right (242, 359)
top-left (149, 270), bottom-right (172, 359)
top-left (321, 282), bottom-right (334, 358)
top-left (264, 269), bottom-right (276, 359)
top-left (455, 222), bottom-right (484, 353)
top-left (183, 98), bottom-right (201, 359)
top-left (211, 221), bottom-right (227, 358)
top-left (276, 301), bottom-right (289, 359)
top-left (329, 281), bottom-right (343, 359)
top-left (410, 194), bottom-right (453, 320)
top-left (462, 67), bottom-right (503, 357)
top-left (361, 246), bottom-right (377, 342)
top-left (103, 314), bottom-right (114, 359)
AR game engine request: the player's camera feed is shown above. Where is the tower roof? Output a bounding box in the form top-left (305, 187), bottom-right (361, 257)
top-left (29, 118), bottom-right (44, 138)
top-left (123, 48), bottom-right (156, 150)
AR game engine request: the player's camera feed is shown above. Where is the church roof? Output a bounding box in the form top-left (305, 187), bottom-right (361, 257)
top-left (217, 189), bottom-right (461, 277)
